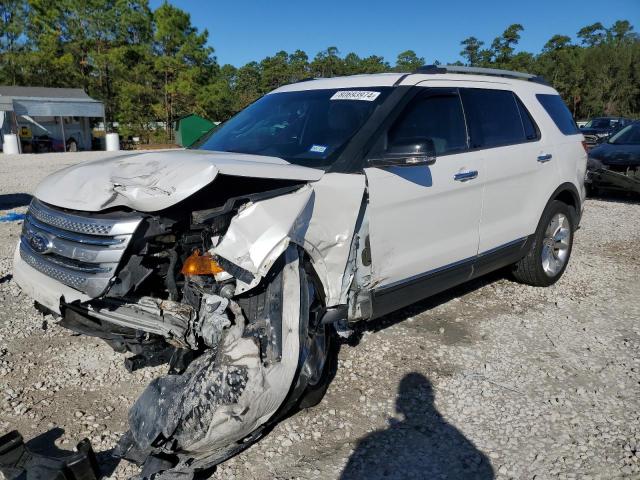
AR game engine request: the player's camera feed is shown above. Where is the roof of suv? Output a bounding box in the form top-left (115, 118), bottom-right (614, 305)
top-left (272, 68), bottom-right (557, 95)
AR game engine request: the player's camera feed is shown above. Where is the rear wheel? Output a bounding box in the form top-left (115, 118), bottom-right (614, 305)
top-left (512, 200), bottom-right (575, 287)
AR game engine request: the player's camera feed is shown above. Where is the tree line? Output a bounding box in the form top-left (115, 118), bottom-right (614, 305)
top-left (1, 1), bottom-right (638, 142)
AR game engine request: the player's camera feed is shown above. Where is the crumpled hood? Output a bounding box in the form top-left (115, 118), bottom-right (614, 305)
top-left (34, 150), bottom-right (324, 212)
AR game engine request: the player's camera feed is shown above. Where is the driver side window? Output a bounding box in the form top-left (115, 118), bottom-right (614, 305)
top-left (388, 89), bottom-right (468, 155)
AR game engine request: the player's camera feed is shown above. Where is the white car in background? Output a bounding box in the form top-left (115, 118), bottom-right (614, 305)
top-left (13, 66), bottom-right (586, 477)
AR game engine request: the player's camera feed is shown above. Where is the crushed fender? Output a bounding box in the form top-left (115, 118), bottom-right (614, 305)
top-left (111, 247), bottom-right (304, 479)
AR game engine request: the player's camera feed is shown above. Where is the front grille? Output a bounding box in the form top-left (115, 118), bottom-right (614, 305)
top-left (20, 199), bottom-right (143, 297)
top-left (20, 244), bottom-right (89, 291)
top-left (29, 200), bottom-right (113, 235)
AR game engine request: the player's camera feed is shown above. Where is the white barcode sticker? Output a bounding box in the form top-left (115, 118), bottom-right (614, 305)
top-left (330, 90), bottom-right (381, 101)
top-left (309, 144), bottom-right (328, 153)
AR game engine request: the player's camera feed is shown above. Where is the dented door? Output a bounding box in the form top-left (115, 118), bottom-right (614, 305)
top-left (364, 87), bottom-right (484, 290)
top-left (364, 153), bottom-right (484, 289)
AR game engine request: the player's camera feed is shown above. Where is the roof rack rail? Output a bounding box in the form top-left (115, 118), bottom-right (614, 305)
top-left (414, 65), bottom-right (549, 85)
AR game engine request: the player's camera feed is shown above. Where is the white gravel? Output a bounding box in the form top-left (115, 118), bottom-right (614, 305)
top-left (0, 152), bottom-right (638, 479)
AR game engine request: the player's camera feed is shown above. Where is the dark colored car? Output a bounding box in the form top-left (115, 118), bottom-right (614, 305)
top-left (580, 116), bottom-right (634, 148)
top-left (586, 121), bottom-right (640, 194)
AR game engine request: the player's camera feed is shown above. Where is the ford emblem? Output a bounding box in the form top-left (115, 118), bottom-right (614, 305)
top-left (29, 233), bottom-right (51, 254)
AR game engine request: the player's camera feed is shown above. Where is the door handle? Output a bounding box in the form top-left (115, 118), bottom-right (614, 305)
top-left (454, 170), bottom-right (478, 182)
top-left (537, 153), bottom-right (553, 163)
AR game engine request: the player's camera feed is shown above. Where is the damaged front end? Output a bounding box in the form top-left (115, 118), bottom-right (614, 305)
top-left (586, 162), bottom-right (640, 195)
top-left (12, 169), bottom-right (363, 478)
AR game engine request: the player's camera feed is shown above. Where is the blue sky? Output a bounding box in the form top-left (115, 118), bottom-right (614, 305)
top-left (150, 0), bottom-right (640, 66)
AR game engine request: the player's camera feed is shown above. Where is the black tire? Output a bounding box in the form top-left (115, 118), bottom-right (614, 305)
top-left (298, 324), bottom-right (338, 409)
top-left (512, 200), bottom-right (575, 287)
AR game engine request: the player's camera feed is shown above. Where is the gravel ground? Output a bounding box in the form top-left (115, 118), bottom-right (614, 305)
top-left (0, 152), bottom-right (639, 479)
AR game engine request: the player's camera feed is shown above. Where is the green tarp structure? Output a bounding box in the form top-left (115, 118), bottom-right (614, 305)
top-left (174, 114), bottom-right (215, 147)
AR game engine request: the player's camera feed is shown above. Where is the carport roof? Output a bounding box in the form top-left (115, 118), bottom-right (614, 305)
top-left (0, 86), bottom-right (104, 117)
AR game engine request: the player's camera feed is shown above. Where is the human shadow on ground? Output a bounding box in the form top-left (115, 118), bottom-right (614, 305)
top-left (341, 373), bottom-right (494, 480)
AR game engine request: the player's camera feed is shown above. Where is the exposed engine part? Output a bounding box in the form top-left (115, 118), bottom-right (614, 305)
top-left (165, 249), bottom-right (179, 301)
top-left (66, 297), bottom-right (196, 349)
top-left (218, 283), bottom-right (236, 299)
top-left (0, 430), bottom-right (100, 480)
top-left (65, 293), bottom-right (233, 351)
top-left (196, 294), bottom-right (231, 349)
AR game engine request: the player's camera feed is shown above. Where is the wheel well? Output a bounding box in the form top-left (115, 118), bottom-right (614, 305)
top-left (550, 184), bottom-right (581, 226)
top-left (553, 189), bottom-right (577, 211)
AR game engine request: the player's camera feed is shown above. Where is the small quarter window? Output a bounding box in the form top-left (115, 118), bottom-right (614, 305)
top-left (515, 96), bottom-right (539, 140)
top-left (536, 94), bottom-right (580, 135)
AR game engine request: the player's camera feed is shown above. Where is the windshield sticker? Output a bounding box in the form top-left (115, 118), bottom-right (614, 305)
top-left (309, 144), bottom-right (328, 153)
top-left (330, 90), bottom-right (381, 102)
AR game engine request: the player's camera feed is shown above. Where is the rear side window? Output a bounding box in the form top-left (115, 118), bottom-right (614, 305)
top-left (536, 94), bottom-right (580, 135)
top-left (388, 90), bottom-right (467, 155)
top-left (460, 89), bottom-right (530, 148)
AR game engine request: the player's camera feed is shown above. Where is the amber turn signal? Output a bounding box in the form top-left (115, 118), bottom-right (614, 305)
top-left (180, 250), bottom-right (224, 276)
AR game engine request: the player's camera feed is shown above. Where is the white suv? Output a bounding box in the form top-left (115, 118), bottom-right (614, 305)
top-left (13, 66), bottom-right (586, 476)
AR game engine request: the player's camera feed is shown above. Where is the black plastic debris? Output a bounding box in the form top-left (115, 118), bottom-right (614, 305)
top-left (0, 430), bottom-right (100, 480)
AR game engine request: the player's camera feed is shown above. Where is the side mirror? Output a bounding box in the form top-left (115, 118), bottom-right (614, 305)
top-left (369, 138), bottom-right (436, 168)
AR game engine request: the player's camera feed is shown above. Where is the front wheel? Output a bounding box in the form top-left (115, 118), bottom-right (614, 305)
top-left (298, 321), bottom-right (338, 409)
top-left (512, 200), bottom-right (575, 287)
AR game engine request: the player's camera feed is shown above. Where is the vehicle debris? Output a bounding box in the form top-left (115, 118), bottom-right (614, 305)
top-left (113, 248), bottom-right (306, 478)
top-left (0, 430), bottom-right (100, 480)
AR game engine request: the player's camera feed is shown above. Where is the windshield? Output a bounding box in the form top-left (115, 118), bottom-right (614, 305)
top-left (608, 123), bottom-right (640, 145)
top-left (195, 88), bottom-right (392, 168)
top-left (584, 118), bottom-right (618, 129)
